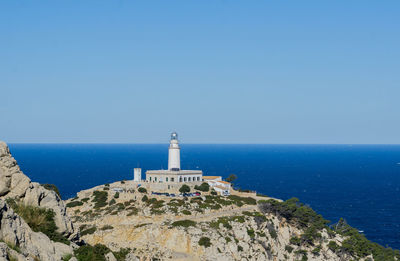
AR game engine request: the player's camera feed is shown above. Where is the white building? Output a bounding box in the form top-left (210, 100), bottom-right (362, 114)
top-left (146, 132), bottom-right (203, 183)
top-left (203, 176), bottom-right (231, 196)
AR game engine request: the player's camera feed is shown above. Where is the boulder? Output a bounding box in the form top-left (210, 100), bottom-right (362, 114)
top-left (0, 199), bottom-right (73, 261)
top-left (0, 141), bottom-right (77, 239)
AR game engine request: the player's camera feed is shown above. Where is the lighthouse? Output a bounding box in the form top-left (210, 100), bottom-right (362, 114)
top-left (168, 132), bottom-right (180, 171)
top-left (146, 132), bottom-right (202, 184)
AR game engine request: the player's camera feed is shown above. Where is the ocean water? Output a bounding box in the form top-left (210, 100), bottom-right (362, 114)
top-left (7, 144), bottom-right (400, 249)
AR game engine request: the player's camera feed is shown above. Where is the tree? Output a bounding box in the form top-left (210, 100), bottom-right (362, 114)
top-left (194, 182), bottom-right (210, 192)
top-left (138, 187), bottom-right (147, 193)
top-left (226, 174), bottom-right (237, 183)
top-left (179, 184), bottom-right (190, 193)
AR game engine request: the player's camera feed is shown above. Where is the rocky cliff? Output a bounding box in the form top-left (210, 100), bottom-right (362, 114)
top-left (0, 142), bottom-right (77, 240)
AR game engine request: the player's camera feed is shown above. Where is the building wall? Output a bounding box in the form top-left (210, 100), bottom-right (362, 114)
top-left (146, 174), bottom-right (202, 183)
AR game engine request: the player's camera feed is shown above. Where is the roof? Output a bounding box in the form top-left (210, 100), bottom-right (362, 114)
top-left (214, 185), bottom-right (229, 190)
top-left (217, 181), bottom-right (230, 184)
top-left (202, 176), bottom-right (222, 180)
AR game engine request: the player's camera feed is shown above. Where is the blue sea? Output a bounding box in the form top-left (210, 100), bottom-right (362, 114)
top-left (7, 144), bottom-right (400, 250)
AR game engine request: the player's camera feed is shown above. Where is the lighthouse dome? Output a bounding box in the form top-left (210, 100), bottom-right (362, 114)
top-left (171, 132), bottom-right (178, 140)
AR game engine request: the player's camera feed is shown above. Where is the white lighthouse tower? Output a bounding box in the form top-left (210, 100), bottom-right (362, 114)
top-left (168, 132), bottom-right (181, 171)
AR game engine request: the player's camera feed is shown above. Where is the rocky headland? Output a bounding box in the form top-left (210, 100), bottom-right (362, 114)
top-left (0, 141), bottom-right (399, 261)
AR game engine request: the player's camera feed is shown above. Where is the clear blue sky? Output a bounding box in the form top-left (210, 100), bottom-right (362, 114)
top-left (1, 1), bottom-right (399, 144)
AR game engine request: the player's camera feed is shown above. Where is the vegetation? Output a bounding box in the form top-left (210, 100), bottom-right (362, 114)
top-left (114, 192), bottom-right (119, 199)
top-left (42, 184), bottom-right (61, 198)
top-left (138, 187), bottom-right (147, 193)
top-left (181, 210), bottom-right (191, 215)
top-left (100, 225), bottom-right (113, 230)
top-left (194, 182), bottom-right (210, 192)
top-left (62, 254), bottom-right (73, 261)
top-left (80, 227), bottom-right (97, 236)
top-left (66, 201), bottom-right (83, 208)
top-left (6, 198), bottom-right (69, 245)
top-left (171, 220), bottom-right (196, 228)
top-left (92, 191), bottom-right (108, 209)
top-left (332, 218), bottom-right (400, 260)
top-left (259, 199), bottom-right (400, 260)
top-left (226, 174), bottom-right (237, 183)
top-left (74, 243), bottom-right (130, 261)
top-left (259, 198), bottom-right (329, 245)
top-left (141, 195), bottom-right (148, 202)
top-left (198, 237), bottom-right (212, 247)
top-left (179, 184), bottom-right (190, 193)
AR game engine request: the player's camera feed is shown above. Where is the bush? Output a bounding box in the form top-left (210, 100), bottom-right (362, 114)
top-left (100, 225), bottom-right (114, 230)
top-left (194, 183), bottom-right (210, 192)
top-left (109, 199), bottom-right (116, 205)
top-left (138, 187), bottom-right (147, 193)
top-left (142, 195), bottom-right (148, 202)
top-left (198, 237), bottom-right (212, 247)
top-left (285, 245), bottom-right (294, 253)
top-left (42, 184), bottom-right (61, 198)
top-left (171, 220), bottom-right (196, 228)
top-left (6, 198), bottom-right (69, 245)
top-left (81, 227), bottom-right (97, 236)
top-left (92, 191), bottom-right (108, 209)
top-left (114, 192), bottom-right (119, 199)
top-left (74, 244), bottom-right (129, 261)
top-left (74, 244), bottom-right (110, 261)
top-left (179, 185), bottom-right (190, 193)
top-left (226, 174), bottom-right (237, 183)
top-left (66, 201), bottom-right (83, 208)
top-left (181, 210), bottom-right (192, 215)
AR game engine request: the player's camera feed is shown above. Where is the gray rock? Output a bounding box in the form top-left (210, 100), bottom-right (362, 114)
top-left (0, 199), bottom-right (73, 261)
top-left (105, 252), bottom-right (117, 261)
top-left (0, 141), bottom-right (77, 239)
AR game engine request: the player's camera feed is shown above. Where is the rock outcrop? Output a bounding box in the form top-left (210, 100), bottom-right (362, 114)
top-left (0, 199), bottom-right (73, 261)
top-left (0, 141), bottom-right (77, 240)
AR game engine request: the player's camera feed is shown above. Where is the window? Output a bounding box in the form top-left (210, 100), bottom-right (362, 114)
top-left (155, 177), bottom-right (157, 182)
top-left (197, 177), bottom-right (200, 181)
top-left (171, 178), bottom-right (174, 182)
top-left (179, 177), bottom-right (182, 182)
top-left (166, 177), bottom-right (169, 182)
top-left (184, 177), bottom-right (187, 182)
top-left (188, 177), bottom-right (191, 181)
top-left (149, 177), bottom-right (152, 181)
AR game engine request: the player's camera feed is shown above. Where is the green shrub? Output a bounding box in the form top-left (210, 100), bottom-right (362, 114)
top-left (81, 198), bottom-right (90, 203)
top-left (211, 190), bottom-right (217, 196)
top-left (42, 184), bottom-right (61, 198)
top-left (247, 229), bottom-right (255, 238)
top-left (181, 210), bottom-right (192, 215)
top-left (198, 237), bottom-right (212, 247)
top-left (100, 225), bottom-right (113, 230)
top-left (138, 187), bottom-right (147, 193)
top-left (92, 191), bottom-right (108, 209)
top-left (142, 195), bottom-right (148, 202)
top-left (74, 244), bottom-right (110, 261)
top-left (81, 227), bottom-right (97, 236)
top-left (66, 201), bottom-right (83, 208)
top-left (127, 207), bottom-right (139, 216)
top-left (171, 220), bottom-right (196, 228)
top-left (6, 198), bottom-right (69, 245)
top-left (290, 236), bottom-right (301, 246)
top-left (194, 183), bottom-right (210, 192)
top-left (109, 199), bottom-right (116, 205)
top-left (62, 254), bottom-right (73, 260)
top-left (285, 245), bottom-right (294, 253)
top-left (237, 245), bottom-right (243, 252)
top-left (179, 185), bottom-right (190, 193)
top-left (114, 192), bottom-right (119, 199)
